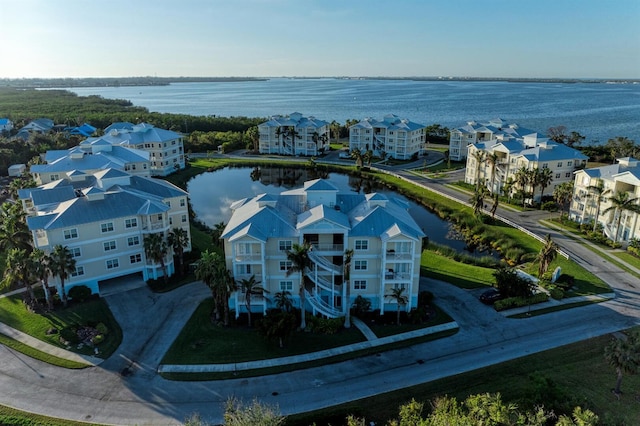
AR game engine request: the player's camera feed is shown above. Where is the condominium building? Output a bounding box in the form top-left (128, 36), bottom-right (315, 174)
top-left (221, 178), bottom-right (425, 319)
top-left (465, 133), bottom-right (588, 200)
top-left (30, 139), bottom-right (151, 185)
top-left (570, 157), bottom-right (640, 243)
top-left (258, 112), bottom-right (330, 156)
top-left (19, 168), bottom-right (190, 296)
top-left (449, 119), bottom-right (535, 161)
top-left (88, 122), bottom-right (185, 176)
top-left (349, 115), bottom-right (426, 160)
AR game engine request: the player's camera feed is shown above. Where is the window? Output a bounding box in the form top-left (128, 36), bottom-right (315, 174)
top-left (555, 173), bottom-right (561, 179)
top-left (103, 241), bottom-right (116, 252)
top-left (50, 174), bottom-right (59, 180)
top-left (557, 162), bottom-right (563, 167)
top-left (565, 172), bottom-right (571, 178)
top-left (279, 240), bottom-right (292, 251)
top-left (355, 240), bottom-right (368, 250)
top-left (542, 163), bottom-right (548, 169)
top-left (69, 247), bottom-right (81, 258)
top-left (279, 261), bottom-right (292, 271)
top-left (106, 259), bottom-right (119, 269)
top-left (128, 236), bottom-right (140, 246)
top-left (354, 280), bottom-right (367, 290)
top-left (237, 264), bottom-right (252, 274)
top-left (71, 266), bottom-right (84, 277)
top-left (180, 198), bottom-right (186, 207)
top-left (130, 254), bottom-right (142, 264)
top-left (125, 218), bottom-right (138, 228)
top-left (101, 222), bottom-right (114, 233)
top-left (567, 161), bottom-right (573, 166)
top-left (354, 260), bottom-right (367, 270)
top-left (165, 201), bottom-right (171, 207)
top-left (169, 217), bottom-right (173, 225)
top-left (63, 228), bottom-right (78, 240)
top-left (181, 214), bottom-right (187, 223)
top-left (279, 281), bottom-right (293, 291)
top-left (157, 214), bottom-right (162, 221)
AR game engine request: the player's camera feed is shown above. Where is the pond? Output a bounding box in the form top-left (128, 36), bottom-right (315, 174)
top-left (187, 166), bottom-right (496, 257)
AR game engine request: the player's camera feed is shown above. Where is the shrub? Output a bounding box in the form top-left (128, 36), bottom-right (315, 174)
top-left (96, 322), bottom-right (109, 335)
top-left (418, 291), bottom-right (433, 308)
top-left (59, 326), bottom-right (80, 344)
top-left (306, 316), bottom-right (342, 334)
top-left (549, 287), bottom-right (564, 300)
top-left (352, 295), bottom-right (372, 318)
top-left (91, 334), bottom-right (105, 345)
top-left (68, 285), bottom-right (92, 303)
top-left (494, 293), bottom-right (549, 311)
top-left (541, 201), bottom-right (558, 211)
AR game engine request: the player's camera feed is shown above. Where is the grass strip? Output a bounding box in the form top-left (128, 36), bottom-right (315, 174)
top-left (508, 300), bottom-right (601, 318)
top-left (0, 333), bottom-right (90, 369)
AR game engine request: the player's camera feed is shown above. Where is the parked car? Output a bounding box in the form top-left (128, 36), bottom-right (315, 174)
top-left (480, 288), bottom-right (503, 305)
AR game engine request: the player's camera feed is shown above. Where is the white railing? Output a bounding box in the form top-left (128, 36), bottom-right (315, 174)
top-left (385, 251), bottom-right (412, 260)
top-left (305, 289), bottom-right (343, 318)
top-left (306, 273), bottom-right (341, 294)
top-left (312, 244), bottom-right (344, 252)
top-left (234, 253), bottom-right (262, 261)
top-left (308, 250), bottom-right (342, 274)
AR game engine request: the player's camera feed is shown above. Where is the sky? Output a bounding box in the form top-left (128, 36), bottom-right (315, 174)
top-left (0, 0), bottom-right (638, 79)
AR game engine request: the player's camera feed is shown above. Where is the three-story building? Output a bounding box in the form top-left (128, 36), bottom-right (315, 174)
top-left (349, 115), bottom-right (426, 160)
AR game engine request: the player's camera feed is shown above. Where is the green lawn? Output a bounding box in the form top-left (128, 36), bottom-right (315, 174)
top-left (420, 251), bottom-right (496, 289)
top-left (161, 298), bottom-right (366, 365)
top-left (0, 295), bottom-right (121, 361)
top-left (289, 332), bottom-right (640, 426)
top-left (612, 251), bottom-right (640, 270)
top-left (368, 306), bottom-right (453, 338)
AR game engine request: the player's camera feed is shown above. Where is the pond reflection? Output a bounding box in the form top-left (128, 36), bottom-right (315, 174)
top-left (187, 166), bottom-right (497, 258)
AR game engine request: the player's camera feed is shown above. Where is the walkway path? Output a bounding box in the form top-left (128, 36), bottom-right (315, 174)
top-left (0, 156), bottom-right (638, 425)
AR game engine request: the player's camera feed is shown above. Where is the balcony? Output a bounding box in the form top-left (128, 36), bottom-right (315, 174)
top-left (385, 250), bottom-right (412, 260)
top-left (312, 243), bottom-right (344, 253)
top-left (304, 289), bottom-right (343, 318)
top-left (384, 271), bottom-right (412, 281)
top-left (234, 253), bottom-right (262, 262)
top-left (308, 250), bottom-right (341, 274)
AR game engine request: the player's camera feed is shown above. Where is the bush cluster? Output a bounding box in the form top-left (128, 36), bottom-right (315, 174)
top-left (494, 293), bottom-right (549, 311)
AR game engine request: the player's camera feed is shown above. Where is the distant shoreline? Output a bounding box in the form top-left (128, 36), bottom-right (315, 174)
top-left (1, 76), bottom-right (638, 89)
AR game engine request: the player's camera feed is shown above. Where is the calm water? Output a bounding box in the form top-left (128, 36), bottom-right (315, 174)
top-left (65, 78), bottom-right (640, 144)
top-left (188, 167), bottom-right (491, 256)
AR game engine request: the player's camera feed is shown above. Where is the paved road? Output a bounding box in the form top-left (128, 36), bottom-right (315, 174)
top-left (0, 161), bottom-right (638, 425)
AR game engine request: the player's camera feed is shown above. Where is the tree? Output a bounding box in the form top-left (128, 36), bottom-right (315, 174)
top-left (604, 331), bottom-right (640, 396)
top-left (385, 286), bottom-right (408, 325)
top-left (0, 202), bottom-right (32, 252)
top-left (195, 250), bottom-right (233, 325)
top-left (245, 126), bottom-right (259, 152)
top-left (586, 179), bottom-right (610, 232)
top-left (547, 125), bottom-right (568, 143)
top-left (514, 166), bottom-right (531, 207)
top-left (144, 233), bottom-right (169, 283)
top-left (343, 249), bottom-right (354, 329)
top-left (273, 290), bottom-right (293, 312)
top-left (49, 244), bottom-right (76, 308)
top-left (486, 152), bottom-right (499, 193)
top-left (602, 191), bottom-right (640, 243)
top-left (556, 407), bottom-right (599, 426)
top-left (258, 310), bottom-right (297, 348)
top-left (3, 248), bottom-right (35, 308)
top-left (502, 177), bottom-right (515, 204)
top-left (30, 248), bottom-right (53, 310)
top-left (535, 234), bottom-right (558, 278)
top-left (471, 149), bottom-right (486, 189)
top-left (236, 274), bottom-right (267, 327)
top-left (286, 242), bottom-right (311, 330)
top-left (606, 136), bottom-right (637, 162)
top-left (330, 120), bottom-right (342, 145)
top-left (567, 131), bottom-right (586, 148)
top-left (211, 221), bottom-right (226, 248)
top-left (489, 193), bottom-right (499, 218)
top-left (224, 397), bottom-right (285, 426)
top-left (168, 227), bottom-right (189, 276)
top-left (350, 148), bottom-right (364, 168)
top-left (493, 266), bottom-right (534, 298)
top-left (553, 181), bottom-right (574, 217)
top-left (535, 167), bottom-right (554, 206)
top-left (469, 184), bottom-right (490, 217)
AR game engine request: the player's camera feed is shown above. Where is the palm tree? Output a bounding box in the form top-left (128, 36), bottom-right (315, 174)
top-left (363, 149), bottom-right (373, 167)
top-left (502, 178), bottom-right (515, 204)
top-left (195, 249), bottom-right (232, 324)
top-left (236, 274), bottom-right (267, 327)
top-left (330, 120), bottom-right (342, 144)
top-left (602, 191), bottom-right (640, 243)
top-left (604, 332), bottom-right (640, 396)
top-left (385, 286), bottom-right (408, 326)
top-left (144, 233), bottom-right (169, 283)
top-left (0, 202), bottom-right (32, 252)
top-left (3, 248), bottom-right (35, 307)
top-left (471, 149), bottom-right (486, 189)
top-left (30, 248), bottom-right (53, 310)
top-left (587, 180), bottom-right (610, 232)
top-left (553, 181), bottom-right (574, 218)
top-left (211, 221), bottom-right (226, 248)
top-left (49, 244), bottom-right (76, 308)
top-left (286, 242), bottom-right (312, 330)
top-left (535, 167), bottom-right (554, 206)
top-left (168, 227), bottom-right (189, 276)
top-left (274, 290), bottom-right (293, 312)
top-left (246, 126), bottom-right (259, 152)
top-left (275, 126), bottom-right (287, 154)
top-left (469, 185), bottom-right (490, 217)
top-left (489, 193), bottom-right (499, 218)
top-left (486, 152), bottom-right (499, 193)
top-left (514, 166), bottom-right (530, 207)
top-left (535, 234), bottom-right (558, 278)
top-left (350, 148), bottom-right (364, 168)
top-left (343, 249), bottom-right (354, 329)
top-left (556, 407), bottom-right (599, 426)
